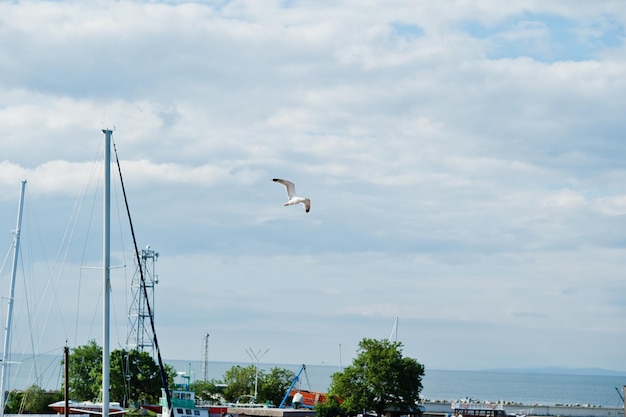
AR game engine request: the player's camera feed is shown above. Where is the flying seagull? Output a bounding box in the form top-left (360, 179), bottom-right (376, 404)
top-left (273, 178), bottom-right (311, 213)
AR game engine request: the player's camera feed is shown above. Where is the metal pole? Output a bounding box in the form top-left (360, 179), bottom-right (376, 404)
top-left (64, 346), bottom-right (69, 417)
top-left (246, 346), bottom-right (269, 399)
top-left (0, 180), bottom-right (26, 417)
top-left (102, 129), bottom-right (112, 416)
top-left (202, 333), bottom-right (209, 381)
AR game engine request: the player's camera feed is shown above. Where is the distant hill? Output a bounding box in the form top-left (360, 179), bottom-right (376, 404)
top-left (485, 367), bottom-right (626, 376)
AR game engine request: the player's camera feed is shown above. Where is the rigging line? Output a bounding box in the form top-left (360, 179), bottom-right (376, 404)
top-left (49, 157), bottom-right (100, 273)
top-left (0, 242), bottom-right (13, 277)
top-left (37, 149), bottom-right (103, 350)
top-left (112, 139), bottom-right (172, 411)
top-left (76, 160), bottom-right (103, 347)
top-left (9, 199), bottom-right (49, 376)
top-left (24, 193), bottom-right (51, 274)
top-left (29, 348), bottom-right (64, 391)
top-left (18, 246), bottom-right (40, 387)
top-left (111, 172), bottom-right (129, 347)
top-left (14, 203), bottom-right (43, 388)
top-left (0, 246), bottom-right (9, 359)
top-left (21, 194), bottom-right (63, 372)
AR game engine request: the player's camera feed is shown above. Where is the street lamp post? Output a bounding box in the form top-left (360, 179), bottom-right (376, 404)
top-left (246, 346), bottom-right (270, 399)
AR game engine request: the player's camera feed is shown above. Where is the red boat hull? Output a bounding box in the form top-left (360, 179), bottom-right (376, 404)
top-left (289, 390), bottom-right (327, 407)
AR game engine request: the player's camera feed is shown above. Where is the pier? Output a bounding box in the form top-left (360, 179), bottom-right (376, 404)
top-left (226, 408), bottom-right (316, 417)
top-left (422, 401), bottom-right (624, 417)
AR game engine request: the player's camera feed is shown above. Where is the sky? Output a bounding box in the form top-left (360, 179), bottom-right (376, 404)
top-left (1, 0), bottom-right (626, 378)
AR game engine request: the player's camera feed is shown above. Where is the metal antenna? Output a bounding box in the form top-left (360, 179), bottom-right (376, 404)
top-left (126, 246), bottom-right (159, 355)
top-left (245, 346), bottom-right (270, 399)
top-left (202, 333), bottom-right (210, 381)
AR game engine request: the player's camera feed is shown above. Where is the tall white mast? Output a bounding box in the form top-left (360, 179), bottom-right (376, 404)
top-left (102, 129), bottom-right (112, 417)
top-left (0, 180), bottom-right (26, 417)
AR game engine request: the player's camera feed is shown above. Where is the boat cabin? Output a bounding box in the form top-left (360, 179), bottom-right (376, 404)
top-left (160, 388), bottom-right (208, 417)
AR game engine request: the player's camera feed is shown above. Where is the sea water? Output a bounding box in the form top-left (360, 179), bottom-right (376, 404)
top-left (165, 360), bottom-right (626, 408)
top-left (6, 356), bottom-right (626, 408)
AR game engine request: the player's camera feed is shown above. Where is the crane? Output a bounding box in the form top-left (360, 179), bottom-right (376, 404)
top-left (279, 365), bottom-right (309, 408)
top-left (615, 387), bottom-right (624, 402)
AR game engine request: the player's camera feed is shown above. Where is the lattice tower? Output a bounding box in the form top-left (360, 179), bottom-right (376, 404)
top-left (126, 246), bottom-right (159, 356)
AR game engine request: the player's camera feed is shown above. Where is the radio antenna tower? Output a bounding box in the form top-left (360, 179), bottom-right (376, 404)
top-left (127, 245), bottom-right (159, 355)
top-left (202, 333), bottom-right (209, 381)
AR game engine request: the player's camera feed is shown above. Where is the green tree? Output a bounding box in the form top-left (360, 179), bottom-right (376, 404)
top-left (110, 348), bottom-right (174, 406)
top-left (3, 390), bottom-right (23, 414)
top-left (315, 395), bottom-right (345, 417)
top-left (68, 339), bottom-right (102, 401)
top-left (329, 338), bottom-right (424, 417)
top-left (4, 385), bottom-right (63, 414)
top-left (22, 384), bottom-right (56, 413)
top-left (67, 341), bottom-right (174, 405)
top-left (189, 380), bottom-right (225, 403)
top-left (221, 365), bottom-right (258, 402)
top-left (258, 367), bottom-right (295, 406)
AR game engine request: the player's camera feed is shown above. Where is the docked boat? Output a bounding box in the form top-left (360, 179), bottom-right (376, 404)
top-left (202, 405), bottom-right (229, 417)
top-left (287, 390), bottom-right (328, 408)
top-left (160, 387), bottom-right (210, 417)
top-left (278, 365), bottom-right (329, 409)
top-left (451, 400), bottom-right (507, 417)
top-left (48, 400), bottom-right (127, 415)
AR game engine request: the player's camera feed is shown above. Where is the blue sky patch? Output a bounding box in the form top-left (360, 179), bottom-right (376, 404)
top-left (390, 21), bottom-right (424, 41)
top-left (460, 12), bottom-right (624, 62)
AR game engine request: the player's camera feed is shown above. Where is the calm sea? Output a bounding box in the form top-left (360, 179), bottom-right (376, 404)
top-left (5, 356), bottom-right (626, 408)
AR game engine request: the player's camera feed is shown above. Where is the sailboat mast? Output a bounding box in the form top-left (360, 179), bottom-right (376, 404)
top-left (388, 316), bottom-right (398, 343)
top-left (0, 180), bottom-right (26, 417)
top-left (102, 129), bottom-right (112, 417)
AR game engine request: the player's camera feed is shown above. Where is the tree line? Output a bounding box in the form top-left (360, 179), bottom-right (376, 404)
top-left (3, 338), bottom-right (424, 417)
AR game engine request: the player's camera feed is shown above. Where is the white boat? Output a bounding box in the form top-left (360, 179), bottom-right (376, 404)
top-left (160, 387), bottom-right (210, 417)
top-left (48, 400), bottom-right (126, 415)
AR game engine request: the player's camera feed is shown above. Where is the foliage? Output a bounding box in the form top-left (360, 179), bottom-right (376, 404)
top-left (67, 340), bottom-right (173, 406)
top-left (258, 367), bottom-right (295, 406)
top-left (315, 394), bottom-right (345, 417)
top-left (68, 339), bottom-right (102, 401)
top-left (4, 385), bottom-right (63, 414)
top-left (221, 365), bottom-right (258, 402)
top-left (329, 338), bottom-right (424, 417)
top-left (189, 380), bottom-right (225, 403)
top-left (219, 365), bottom-right (295, 406)
top-left (2, 343), bottom-right (303, 414)
top-left (22, 385), bottom-right (55, 413)
top-left (110, 349), bottom-right (175, 407)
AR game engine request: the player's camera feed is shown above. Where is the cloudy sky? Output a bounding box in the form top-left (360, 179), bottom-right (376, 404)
top-left (1, 0), bottom-right (626, 378)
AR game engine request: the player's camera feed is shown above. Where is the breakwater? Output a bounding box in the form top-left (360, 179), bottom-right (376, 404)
top-left (422, 401), bottom-right (624, 417)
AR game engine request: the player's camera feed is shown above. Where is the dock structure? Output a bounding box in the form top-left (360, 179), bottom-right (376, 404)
top-left (226, 408), bottom-right (316, 417)
top-left (422, 401), bottom-right (624, 417)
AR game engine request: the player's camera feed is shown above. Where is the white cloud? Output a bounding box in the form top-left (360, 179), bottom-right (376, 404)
top-left (542, 188), bottom-right (585, 208)
top-left (1, 0), bottom-right (626, 380)
top-left (595, 195), bottom-right (626, 216)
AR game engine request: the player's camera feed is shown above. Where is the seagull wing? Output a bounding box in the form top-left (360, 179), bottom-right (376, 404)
top-left (273, 178), bottom-right (296, 197)
top-left (303, 198), bottom-right (311, 213)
